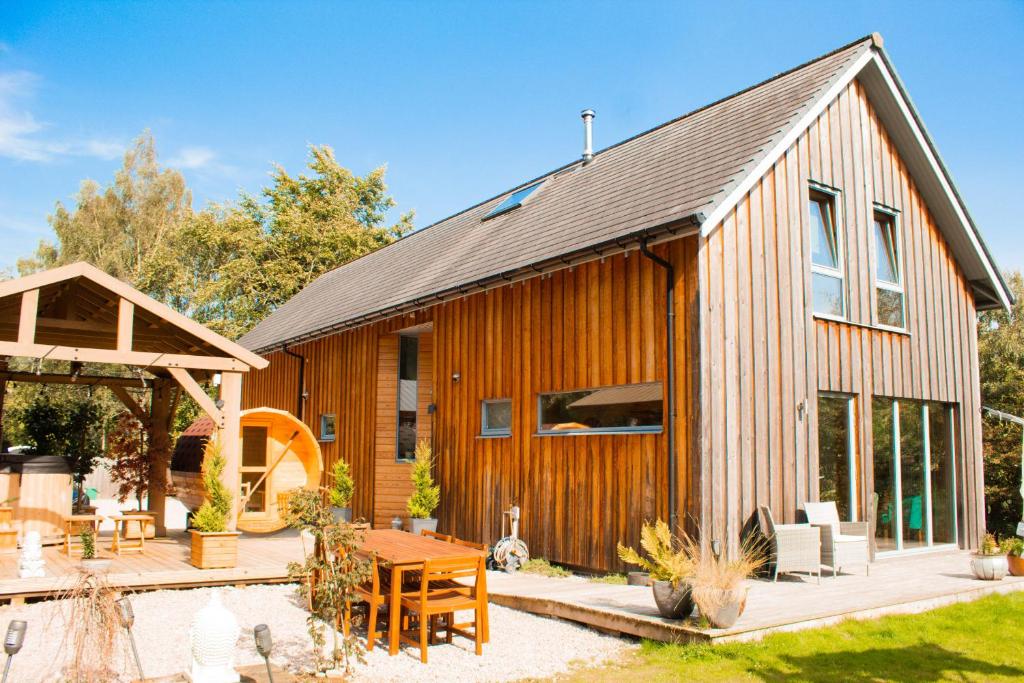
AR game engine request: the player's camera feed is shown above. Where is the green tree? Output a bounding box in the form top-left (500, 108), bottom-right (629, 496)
top-left (978, 271), bottom-right (1024, 538)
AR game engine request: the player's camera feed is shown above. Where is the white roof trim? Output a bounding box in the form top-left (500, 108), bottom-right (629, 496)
top-left (700, 46), bottom-right (1011, 312)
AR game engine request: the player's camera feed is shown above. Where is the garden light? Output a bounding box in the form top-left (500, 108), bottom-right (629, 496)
top-left (2, 620), bottom-right (26, 683)
top-left (117, 597), bottom-right (144, 680)
top-left (254, 624), bottom-right (274, 683)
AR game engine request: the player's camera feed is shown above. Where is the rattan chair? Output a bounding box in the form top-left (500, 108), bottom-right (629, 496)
top-left (803, 501), bottom-right (871, 577)
top-left (758, 505), bottom-right (822, 583)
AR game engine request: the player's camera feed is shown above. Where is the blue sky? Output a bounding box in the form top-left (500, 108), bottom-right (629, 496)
top-left (1, 1), bottom-right (1022, 274)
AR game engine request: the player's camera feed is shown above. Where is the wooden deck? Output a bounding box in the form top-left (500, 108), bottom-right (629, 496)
top-left (0, 530), bottom-right (304, 603)
top-left (486, 550), bottom-right (1024, 644)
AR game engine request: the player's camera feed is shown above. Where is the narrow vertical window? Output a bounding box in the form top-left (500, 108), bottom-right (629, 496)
top-left (874, 209), bottom-right (905, 328)
top-left (809, 188), bottom-right (845, 317)
top-left (397, 335), bottom-right (419, 462)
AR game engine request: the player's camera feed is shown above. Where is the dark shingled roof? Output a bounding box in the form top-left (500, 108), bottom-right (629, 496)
top-left (240, 36), bottom-right (875, 353)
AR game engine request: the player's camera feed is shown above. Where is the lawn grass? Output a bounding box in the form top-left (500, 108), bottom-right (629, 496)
top-left (571, 592), bottom-right (1024, 682)
top-left (520, 558), bottom-right (572, 578)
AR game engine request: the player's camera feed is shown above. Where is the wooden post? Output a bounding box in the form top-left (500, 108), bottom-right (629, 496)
top-left (220, 371), bottom-right (243, 530)
top-left (147, 379), bottom-right (173, 536)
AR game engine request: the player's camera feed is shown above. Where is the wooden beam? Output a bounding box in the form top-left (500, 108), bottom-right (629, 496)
top-left (109, 386), bottom-right (149, 422)
top-left (0, 341), bottom-right (251, 372)
top-left (0, 371), bottom-right (152, 388)
top-left (167, 367), bottom-right (223, 427)
top-left (18, 289), bottom-right (38, 344)
top-left (117, 298), bottom-right (134, 352)
top-left (219, 372), bottom-right (243, 531)
top-left (147, 379), bottom-right (173, 536)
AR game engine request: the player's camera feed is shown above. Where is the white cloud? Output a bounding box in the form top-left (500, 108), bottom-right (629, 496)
top-left (0, 70), bottom-right (125, 162)
top-left (167, 146), bottom-right (217, 170)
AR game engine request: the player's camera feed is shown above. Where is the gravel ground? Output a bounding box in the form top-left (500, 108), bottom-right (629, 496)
top-left (0, 583), bottom-right (633, 681)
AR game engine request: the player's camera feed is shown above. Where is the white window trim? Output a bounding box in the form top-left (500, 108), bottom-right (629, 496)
top-left (872, 204), bottom-right (907, 331)
top-left (481, 398), bottom-right (512, 437)
top-left (808, 184), bottom-right (847, 319)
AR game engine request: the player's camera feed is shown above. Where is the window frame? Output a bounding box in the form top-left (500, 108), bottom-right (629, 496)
top-left (816, 391), bottom-right (859, 521)
top-left (482, 181), bottom-right (545, 220)
top-left (480, 398), bottom-right (512, 438)
top-left (536, 382), bottom-right (664, 436)
top-left (872, 205), bottom-right (907, 331)
top-left (395, 334), bottom-right (419, 463)
top-left (808, 184), bottom-right (847, 320)
top-left (319, 413), bottom-right (337, 442)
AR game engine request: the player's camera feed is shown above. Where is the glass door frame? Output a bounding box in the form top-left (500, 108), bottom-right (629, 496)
top-left (876, 399), bottom-right (959, 557)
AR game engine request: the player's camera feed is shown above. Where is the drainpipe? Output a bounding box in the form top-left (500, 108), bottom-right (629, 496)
top-left (639, 239), bottom-right (677, 534)
top-left (281, 345), bottom-right (306, 421)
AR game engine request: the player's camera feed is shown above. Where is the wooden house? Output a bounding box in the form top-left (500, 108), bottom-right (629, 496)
top-left (238, 34), bottom-right (1011, 570)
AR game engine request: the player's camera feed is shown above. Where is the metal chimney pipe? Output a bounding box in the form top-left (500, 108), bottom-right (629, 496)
top-left (581, 109), bottom-right (595, 164)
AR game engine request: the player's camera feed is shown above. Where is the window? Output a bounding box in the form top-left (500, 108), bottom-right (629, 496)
top-left (872, 397), bottom-right (958, 553)
top-left (874, 209), bottom-right (905, 328)
top-left (538, 382), bottom-right (663, 434)
top-left (240, 425), bottom-right (268, 513)
top-left (481, 399), bottom-right (512, 437)
top-left (809, 188), bottom-right (845, 317)
top-left (817, 394), bottom-right (857, 521)
top-left (397, 335), bottom-right (419, 462)
top-left (483, 182), bottom-right (543, 219)
top-left (320, 413), bottom-right (336, 442)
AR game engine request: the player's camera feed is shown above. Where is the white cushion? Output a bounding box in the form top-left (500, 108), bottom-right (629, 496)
top-left (834, 534), bottom-right (868, 544)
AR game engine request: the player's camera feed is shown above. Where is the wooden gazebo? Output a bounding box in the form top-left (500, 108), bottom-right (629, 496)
top-left (0, 262), bottom-right (268, 533)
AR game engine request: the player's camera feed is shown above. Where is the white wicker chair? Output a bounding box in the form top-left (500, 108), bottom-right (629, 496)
top-left (803, 501), bottom-right (871, 578)
top-left (758, 506), bottom-right (822, 583)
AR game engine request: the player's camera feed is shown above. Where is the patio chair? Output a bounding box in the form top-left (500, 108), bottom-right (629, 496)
top-left (803, 501), bottom-right (871, 578)
top-left (452, 537), bottom-right (487, 552)
top-left (342, 553), bottom-right (389, 650)
top-left (420, 529), bottom-right (453, 542)
top-left (400, 555), bottom-right (486, 663)
top-left (758, 506), bottom-right (822, 583)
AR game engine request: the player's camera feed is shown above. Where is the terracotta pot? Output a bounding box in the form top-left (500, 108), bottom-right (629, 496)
top-left (695, 586), bottom-right (749, 629)
top-left (1007, 555), bottom-right (1024, 577)
top-left (651, 580), bottom-right (694, 619)
top-left (970, 554), bottom-right (1008, 581)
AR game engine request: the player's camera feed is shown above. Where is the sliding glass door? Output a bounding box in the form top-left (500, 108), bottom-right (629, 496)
top-left (872, 397), bottom-right (958, 553)
top-left (818, 394), bottom-right (858, 521)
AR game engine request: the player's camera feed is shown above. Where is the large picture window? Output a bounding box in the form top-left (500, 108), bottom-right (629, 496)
top-left (538, 382), bottom-right (663, 434)
top-left (817, 394), bottom-right (857, 521)
top-left (874, 208), bottom-right (905, 328)
top-left (872, 397), bottom-right (958, 553)
top-left (809, 187), bottom-right (845, 318)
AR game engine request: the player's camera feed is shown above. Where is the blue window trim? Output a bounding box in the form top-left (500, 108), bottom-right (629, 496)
top-left (481, 398), bottom-right (512, 437)
top-left (319, 413), bottom-right (336, 442)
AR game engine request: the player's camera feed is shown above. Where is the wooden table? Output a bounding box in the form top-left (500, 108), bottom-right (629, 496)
top-left (109, 514), bottom-right (155, 555)
top-left (64, 514), bottom-right (104, 557)
top-left (359, 529), bottom-right (488, 656)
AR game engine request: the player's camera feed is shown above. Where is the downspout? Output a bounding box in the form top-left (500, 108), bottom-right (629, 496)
top-left (639, 239), bottom-right (677, 533)
top-left (282, 345), bottom-right (306, 421)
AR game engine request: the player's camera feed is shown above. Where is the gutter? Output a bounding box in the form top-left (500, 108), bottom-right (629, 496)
top-left (638, 238), bottom-right (678, 534)
top-left (281, 345), bottom-right (306, 420)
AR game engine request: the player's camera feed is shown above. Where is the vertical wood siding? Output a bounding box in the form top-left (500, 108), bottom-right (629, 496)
top-left (699, 77), bottom-right (984, 548)
top-left (243, 240), bottom-right (698, 570)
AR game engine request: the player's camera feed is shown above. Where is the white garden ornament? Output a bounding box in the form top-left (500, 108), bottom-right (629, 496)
top-left (18, 531), bottom-right (45, 578)
top-left (188, 589), bottom-right (241, 682)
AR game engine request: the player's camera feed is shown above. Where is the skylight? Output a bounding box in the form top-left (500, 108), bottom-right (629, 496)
top-left (483, 182), bottom-right (543, 219)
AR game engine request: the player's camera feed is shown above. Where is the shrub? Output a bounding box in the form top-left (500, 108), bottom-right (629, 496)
top-left (192, 439), bottom-right (232, 533)
top-left (329, 459), bottom-right (354, 508)
top-left (80, 526), bottom-right (96, 560)
top-left (617, 519), bottom-right (694, 587)
top-left (406, 440), bottom-right (440, 519)
top-left (978, 533), bottom-right (1002, 556)
top-left (1001, 536), bottom-right (1023, 557)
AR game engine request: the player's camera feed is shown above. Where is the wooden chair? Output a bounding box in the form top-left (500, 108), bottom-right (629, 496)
top-left (420, 529), bottom-right (452, 543)
top-left (399, 555), bottom-right (486, 663)
top-left (452, 537), bottom-right (487, 552)
top-left (342, 553), bottom-right (389, 651)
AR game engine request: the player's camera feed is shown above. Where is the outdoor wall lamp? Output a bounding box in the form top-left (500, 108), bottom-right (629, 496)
top-left (116, 597), bottom-right (144, 680)
top-left (452, 372), bottom-right (461, 383)
top-left (254, 624), bottom-right (274, 682)
top-left (2, 620), bottom-right (26, 683)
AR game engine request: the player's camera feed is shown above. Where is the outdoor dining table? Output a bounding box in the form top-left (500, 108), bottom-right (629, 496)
top-left (358, 528), bottom-right (489, 656)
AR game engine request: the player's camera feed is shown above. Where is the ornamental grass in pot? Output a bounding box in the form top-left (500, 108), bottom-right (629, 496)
top-left (617, 520), bottom-right (694, 619)
top-left (1002, 537), bottom-right (1023, 577)
top-left (688, 535), bottom-right (765, 630)
top-left (190, 440), bottom-right (240, 569)
top-left (970, 533), bottom-right (1008, 581)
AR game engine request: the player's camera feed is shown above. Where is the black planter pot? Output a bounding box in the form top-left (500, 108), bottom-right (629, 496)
top-left (651, 580), bottom-right (694, 619)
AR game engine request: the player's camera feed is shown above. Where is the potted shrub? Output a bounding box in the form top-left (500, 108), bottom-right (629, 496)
top-left (1004, 537), bottom-right (1024, 577)
top-left (78, 526), bottom-right (110, 573)
top-left (328, 459), bottom-right (355, 523)
top-left (617, 520), bottom-right (694, 619)
top-left (689, 536), bottom-right (765, 629)
top-left (190, 440), bottom-right (241, 569)
top-left (406, 440), bottom-right (440, 534)
top-left (970, 533), bottom-right (1008, 580)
